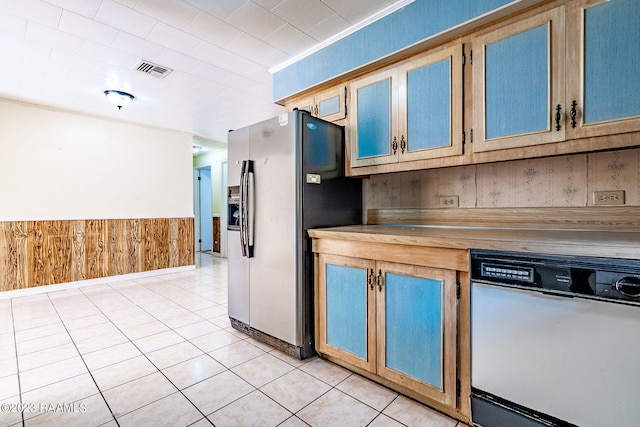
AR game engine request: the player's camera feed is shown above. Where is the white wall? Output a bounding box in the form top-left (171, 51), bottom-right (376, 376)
top-left (0, 99), bottom-right (193, 221)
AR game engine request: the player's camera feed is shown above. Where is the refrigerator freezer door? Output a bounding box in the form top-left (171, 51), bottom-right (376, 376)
top-left (248, 114), bottom-right (300, 345)
top-left (228, 126), bottom-right (250, 325)
top-left (228, 126), bottom-right (249, 187)
top-left (227, 230), bottom-right (249, 324)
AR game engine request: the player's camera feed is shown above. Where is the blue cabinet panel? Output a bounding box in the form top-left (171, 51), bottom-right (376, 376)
top-left (485, 24), bottom-right (549, 139)
top-left (584, 0), bottom-right (640, 124)
top-left (326, 264), bottom-right (368, 359)
top-left (385, 273), bottom-right (443, 389)
top-left (407, 58), bottom-right (451, 151)
top-left (274, 0), bottom-right (517, 100)
top-left (319, 96), bottom-right (340, 118)
top-left (357, 79), bottom-right (391, 159)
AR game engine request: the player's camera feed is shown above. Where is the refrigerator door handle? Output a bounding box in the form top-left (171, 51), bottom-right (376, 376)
top-left (239, 160), bottom-right (249, 257)
top-left (246, 161), bottom-right (255, 257)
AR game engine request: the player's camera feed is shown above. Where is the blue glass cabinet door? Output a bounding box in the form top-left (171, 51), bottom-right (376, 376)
top-left (472, 7), bottom-right (565, 152)
top-left (316, 254), bottom-right (377, 372)
top-left (398, 44), bottom-right (464, 161)
top-left (566, 0), bottom-right (640, 139)
top-left (376, 262), bottom-right (458, 407)
top-left (349, 68), bottom-right (398, 168)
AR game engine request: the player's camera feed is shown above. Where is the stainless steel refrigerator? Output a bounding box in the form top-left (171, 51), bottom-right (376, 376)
top-left (227, 110), bottom-right (362, 359)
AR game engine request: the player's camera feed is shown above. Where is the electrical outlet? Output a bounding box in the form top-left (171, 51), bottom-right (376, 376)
top-left (593, 190), bottom-right (625, 205)
top-left (440, 195), bottom-right (459, 208)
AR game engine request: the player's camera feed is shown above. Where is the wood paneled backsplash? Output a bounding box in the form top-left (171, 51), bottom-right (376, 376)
top-left (365, 148), bottom-right (640, 210)
top-left (0, 218), bottom-right (194, 292)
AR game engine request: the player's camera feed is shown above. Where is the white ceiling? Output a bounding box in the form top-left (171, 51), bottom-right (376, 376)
top-left (0, 0), bottom-right (399, 152)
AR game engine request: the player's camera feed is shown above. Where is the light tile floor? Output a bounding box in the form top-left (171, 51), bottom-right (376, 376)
top-left (0, 253), bottom-right (463, 427)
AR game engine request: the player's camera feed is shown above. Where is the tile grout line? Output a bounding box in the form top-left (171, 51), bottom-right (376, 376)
top-left (44, 291), bottom-right (121, 427)
top-left (106, 271), bottom-right (313, 425)
top-left (91, 278), bottom-right (220, 425)
top-left (9, 298), bottom-right (25, 427)
top-left (105, 257), bottom-right (230, 424)
top-left (7, 255), bottom-right (459, 427)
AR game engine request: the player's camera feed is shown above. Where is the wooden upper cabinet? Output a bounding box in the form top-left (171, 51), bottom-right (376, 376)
top-left (471, 7), bottom-right (565, 152)
top-left (349, 44), bottom-right (463, 169)
top-left (287, 86), bottom-right (346, 123)
top-left (566, 0), bottom-right (640, 139)
top-left (287, 94), bottom-right (315, 116)
top-left (291, 1), bottom-right (640, 175)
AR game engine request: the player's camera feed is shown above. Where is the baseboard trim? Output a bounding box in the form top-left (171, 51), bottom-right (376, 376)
top-left (0, 265), bottom-right (195, 300)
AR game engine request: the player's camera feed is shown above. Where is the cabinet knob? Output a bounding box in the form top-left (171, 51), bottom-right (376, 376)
top-left (391, 136), bottom-right (398, 154)
top-left (400, 135), bottom-right (406, 153)
top-left (570, 100), bottom-right (578, 128)
top-left (555, 104), bottom-right (562, 131)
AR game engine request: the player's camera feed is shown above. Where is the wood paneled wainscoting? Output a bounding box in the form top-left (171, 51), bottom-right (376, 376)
top-left (0, 218), bottom-right (194, 293)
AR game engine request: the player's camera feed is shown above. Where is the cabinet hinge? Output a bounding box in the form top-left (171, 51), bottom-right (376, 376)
top-left (198, 176), bottom-right (201, 181)
top-left (462, 52), bottom-right (466, 67)
top-left (470, 49), bottom-right (473, 65)
top-left (456, 282), bottom-right (461, 300)
top-left (456, 378), bottom-right (461, 397)
top-left (470, 128), bottom-right (473, 144)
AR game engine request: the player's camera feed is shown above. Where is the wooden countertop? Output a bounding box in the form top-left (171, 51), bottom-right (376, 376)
top-left (308, 224), bottom-right (640, 260)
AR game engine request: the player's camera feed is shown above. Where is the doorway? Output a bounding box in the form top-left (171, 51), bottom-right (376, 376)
top-left (194, 166), bottom-right (212, 252)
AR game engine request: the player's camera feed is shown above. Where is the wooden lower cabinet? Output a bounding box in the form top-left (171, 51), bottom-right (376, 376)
top-left (314, 243), bottom-right (466, 418)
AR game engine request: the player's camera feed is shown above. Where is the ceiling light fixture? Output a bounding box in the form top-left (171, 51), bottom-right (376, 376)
top-left (192, 145), bottom-right (202, 154)
top-left (104, 90), bottom-right (135, 110)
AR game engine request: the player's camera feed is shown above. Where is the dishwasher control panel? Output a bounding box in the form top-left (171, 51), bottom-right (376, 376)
top-left (481, 263), bottom-right (534, 283)
top-left (471, 250), bottom-right (640, 306)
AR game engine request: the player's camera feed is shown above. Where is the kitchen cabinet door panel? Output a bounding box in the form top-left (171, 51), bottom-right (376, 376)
top-left (566, 0), bottom-right (640, 140)
top-left (383, 272), bottom-right (444, 389)
top-left (352, 73), bottom-right (395, 165)
top-left (325, 263), bottom-right (369, 360)
top-left (485, 24), bottom-right (549, 139)
top-left (472, 7), bottom-right (565, 152)
top-left (317, 254), bottom-right (376, 372)
top-left (318, 95), bottom-right (341, 120)
top-left (583, 0), bottom-right (640, 124)
top-left (401, 44), bottom-right (463, 161)
top-left (357, 80), bottom-right (391, 158)
top-left (376, 262), bottom-right (458, 407)
top-left (407, 58), bottom-right (452, 151)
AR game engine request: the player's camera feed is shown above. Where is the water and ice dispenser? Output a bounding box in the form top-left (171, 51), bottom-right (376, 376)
top-left (227, 186), bottom-right (240, 230)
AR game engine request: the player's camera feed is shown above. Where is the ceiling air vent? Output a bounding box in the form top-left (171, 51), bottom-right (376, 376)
top-left (134, 60), bottom-right (172, 79)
